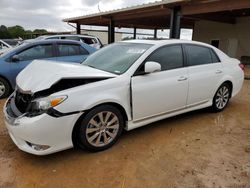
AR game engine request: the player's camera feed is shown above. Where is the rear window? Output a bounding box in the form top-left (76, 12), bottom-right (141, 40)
top-left (210, 49), bottom-right (220, 63)
top-left (58, 44), bottom-right (88, 56)
top-left (185, 45), bottom-right (215, 66)
top-left (80, 37), bottom-right (97, 45)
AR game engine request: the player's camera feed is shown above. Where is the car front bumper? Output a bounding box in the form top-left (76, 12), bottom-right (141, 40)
top-left (3, 97), bottom-right (82, 155)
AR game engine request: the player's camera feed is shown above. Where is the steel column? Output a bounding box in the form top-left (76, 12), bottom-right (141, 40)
top-left (133, 28), bottom-right (137, 39)
top-left (154, 29), bottom-right (157, 38)
top-left (170, 6), bottom-right (181, 39)
top-left (76, 23), bottom-right (81, 34)
top-left (108, 19), bottom-right (115, 44)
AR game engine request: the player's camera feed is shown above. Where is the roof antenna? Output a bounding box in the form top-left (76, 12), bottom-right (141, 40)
top-left (98, 3), bottom-right (101, 12)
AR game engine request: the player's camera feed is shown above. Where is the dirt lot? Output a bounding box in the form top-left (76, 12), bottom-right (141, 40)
top-left (0, 81), bottom-right (249, 188)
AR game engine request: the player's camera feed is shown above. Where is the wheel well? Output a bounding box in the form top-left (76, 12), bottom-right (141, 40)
top-left (0, 75), bottom-right (12, 89)
top-left (223, 81), bottom-right (233, 98)
top-left (71, 102), bottom-right (128, 147)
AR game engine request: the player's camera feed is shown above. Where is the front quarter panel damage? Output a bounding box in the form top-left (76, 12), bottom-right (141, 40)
top-left (52, 76), bottom-right (132, 121)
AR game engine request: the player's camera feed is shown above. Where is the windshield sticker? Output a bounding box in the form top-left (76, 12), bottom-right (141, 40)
top-left (127, 48), bottom-right (146, 54)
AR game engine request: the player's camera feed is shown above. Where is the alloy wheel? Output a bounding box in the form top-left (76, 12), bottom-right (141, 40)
top-left (86, 111), bottom-right (120, 147)
top-left (0, 81), bottom-right (6, 97)
top-left (215, 86), bottom-right (230, 109)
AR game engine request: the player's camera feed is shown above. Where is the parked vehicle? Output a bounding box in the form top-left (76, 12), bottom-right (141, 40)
top-left (0, 39), bottom-right (96, 98)
top-left (0, 40), bottom-right (12, 54)
top-left (26, 34), bottom-right (103, 49)
top-left (3, 40), bottom-right (244, 155)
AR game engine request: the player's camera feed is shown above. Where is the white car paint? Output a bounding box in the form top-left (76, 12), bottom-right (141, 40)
top-left (0, 40), bottom-right (12, 54)
top-left (3, 40), bottom-right (244, 155)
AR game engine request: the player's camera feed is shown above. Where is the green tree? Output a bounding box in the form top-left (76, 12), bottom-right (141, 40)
top-left (0, 25), bottom-right (11, 39)
top-left (8, 25), bottom-right (26, 39)
top-left (33, 29), bottom-right (47, 34)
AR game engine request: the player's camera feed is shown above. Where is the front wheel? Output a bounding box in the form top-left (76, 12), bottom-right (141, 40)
top-left (0, 78), bottom-right (10, 99)
top-left (212, 83), bottom-right (231, 112)
top-left (76, 105), bottom-right (124, 152)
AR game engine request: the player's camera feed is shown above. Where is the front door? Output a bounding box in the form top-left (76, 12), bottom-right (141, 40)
top-left (131, 45), bottom-right (189, 121)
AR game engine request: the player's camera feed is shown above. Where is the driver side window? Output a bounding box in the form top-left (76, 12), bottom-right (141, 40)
top-left (147, 45), bottom-right (184, 71)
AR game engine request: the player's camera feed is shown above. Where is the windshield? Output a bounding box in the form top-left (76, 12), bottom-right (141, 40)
top-left (82, 43), bottom-right (152, 74)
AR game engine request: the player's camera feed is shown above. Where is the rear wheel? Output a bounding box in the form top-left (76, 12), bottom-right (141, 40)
top-left (0, 78), bottom-right (10, 99)
top-left (212, 83), bottom-right (231, 112)
top-left (76, 105), bottom-right (124, 152)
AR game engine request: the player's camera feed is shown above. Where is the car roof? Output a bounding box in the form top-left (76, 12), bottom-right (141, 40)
top-left (44, 34), bottom-right (96, 38)
top-left (122, 39), bottom-right (214, 48)
top-left (25, 39), bottom-right (84, 45)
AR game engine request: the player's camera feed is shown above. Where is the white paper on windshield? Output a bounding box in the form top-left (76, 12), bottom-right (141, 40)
top-left (127, 48), bottom-right (146, 54)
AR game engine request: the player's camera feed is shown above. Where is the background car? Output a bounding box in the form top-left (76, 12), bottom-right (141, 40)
top-left (23, 34), bottom-right (103, 49)
top-left (3, 40), bottom-right (244, 155)
top-left (0, 39), bottom-right (12, 54)
top-left (0, 39), bottom-right (96, 98)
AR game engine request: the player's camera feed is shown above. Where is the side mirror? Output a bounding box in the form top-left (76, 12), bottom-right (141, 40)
top-left (12, 55), bottom-right (20, 62)
top-left (144, 61), bottom-right (161, 74)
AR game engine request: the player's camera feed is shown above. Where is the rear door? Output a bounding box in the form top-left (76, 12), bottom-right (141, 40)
top-left (184, 44), bottom-right (223, 106)
top-left (55, 43), bottom-right (89, 63)
top-left (131, 44), bottom-right (189, 121)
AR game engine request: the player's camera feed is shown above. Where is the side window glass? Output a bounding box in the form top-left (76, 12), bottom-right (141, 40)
top-left (79, 46), bottom-right (89, 55)
top-left (64, 36), bottom-right (80, 41)
top-left (210, 49), bottom-right (220, 63)
top-left (17, 44), bottom-right (53, 61)
top-left (81, 37), bottom-right (95, 45)
top-left (147, 45), bottom-right (183, 71)
top-left (58, 44), bottom-right (86, 56)
top-left (47, 37), bottom-right (59, 40)
top-left (186, 45), bottom-right (212, 66)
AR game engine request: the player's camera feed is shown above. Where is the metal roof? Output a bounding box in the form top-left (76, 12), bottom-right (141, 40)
top-left (63, 0), bottom-right (185, 22)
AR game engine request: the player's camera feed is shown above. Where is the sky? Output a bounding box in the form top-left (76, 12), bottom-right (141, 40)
top-left (0, 0), bottom-right (192, 39)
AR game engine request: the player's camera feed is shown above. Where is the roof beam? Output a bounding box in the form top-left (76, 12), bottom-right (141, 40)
top-left (184, 14), bottom-right (236, 24)
top-left (182, 0), bottom-right (250, 15)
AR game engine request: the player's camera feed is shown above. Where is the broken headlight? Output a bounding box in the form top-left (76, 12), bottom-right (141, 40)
top-left (29, 96), bottom-right (67, 116)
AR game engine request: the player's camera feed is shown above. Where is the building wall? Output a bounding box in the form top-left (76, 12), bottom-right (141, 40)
top-left (80, 30), bottom-right (123, 45)
top-left (193, 17), bottom-right (250, 59)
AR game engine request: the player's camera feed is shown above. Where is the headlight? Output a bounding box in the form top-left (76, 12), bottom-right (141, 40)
top-left (29, 96), bottom-right (67, 116)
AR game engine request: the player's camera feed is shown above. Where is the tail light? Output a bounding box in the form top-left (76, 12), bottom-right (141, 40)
top-left (239, 63), bottom-right (245, 71)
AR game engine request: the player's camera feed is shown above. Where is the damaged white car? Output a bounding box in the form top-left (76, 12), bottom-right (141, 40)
top-left (3, 40), bottom-right (244, 155)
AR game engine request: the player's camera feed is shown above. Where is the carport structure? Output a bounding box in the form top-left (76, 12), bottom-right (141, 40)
top-left (64, 0), bottom-right (250, 59)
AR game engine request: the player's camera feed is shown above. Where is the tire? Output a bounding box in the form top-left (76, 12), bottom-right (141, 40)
top-left (76, 105), bottom-right (124, 152)
top-left (0, 77), bottom-right (10, 99)
top-left (212, 83), bottom-right (231, 112)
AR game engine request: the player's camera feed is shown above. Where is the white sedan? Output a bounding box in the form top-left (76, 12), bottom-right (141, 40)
top-left (3, 40), bottom-right (244, 155)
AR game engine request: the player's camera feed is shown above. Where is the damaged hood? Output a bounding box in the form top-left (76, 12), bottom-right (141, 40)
top-left (16, 60), bottom-right (117, 93)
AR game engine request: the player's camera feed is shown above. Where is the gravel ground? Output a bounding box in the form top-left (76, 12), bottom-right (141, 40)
top-left (0, 81), bottom-right (249, 188)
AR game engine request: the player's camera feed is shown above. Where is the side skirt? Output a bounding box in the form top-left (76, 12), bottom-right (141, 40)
top-left (125, 100), bottom-right (212, 131)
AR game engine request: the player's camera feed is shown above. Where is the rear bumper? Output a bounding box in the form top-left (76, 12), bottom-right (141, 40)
top-left (3, 97), bottom-right (82, 155)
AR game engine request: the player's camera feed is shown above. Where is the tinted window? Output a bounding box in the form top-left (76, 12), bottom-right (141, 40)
top-left (62, 36), bottom-right (80, 41)
top-left (47, 36), bottom-right (59, 39)
top-left (185, 45), bottom-right (212, 66)
top-left (147, 45), bottom-right (183, 71)
top-left (58, 44), bottom-right (88, 56)
top-left (210, 49), bottom-right (220, 63)
top-left (81, 37), bottom-right (96, 45)
top-left (17, 44), bottom-right (53, 61)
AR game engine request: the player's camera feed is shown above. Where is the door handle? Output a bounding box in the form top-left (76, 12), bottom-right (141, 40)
top-left (215, 70), bottom-right (223, 74)
top-left (178, 76), bottom-right (188, 81)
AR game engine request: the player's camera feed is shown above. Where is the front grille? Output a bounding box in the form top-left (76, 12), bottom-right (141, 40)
top-left (14, 90), bottom-right (33, 113)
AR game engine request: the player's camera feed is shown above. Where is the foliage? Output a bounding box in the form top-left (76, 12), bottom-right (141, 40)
top-left (0, 25), bottom-right (48, 39)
